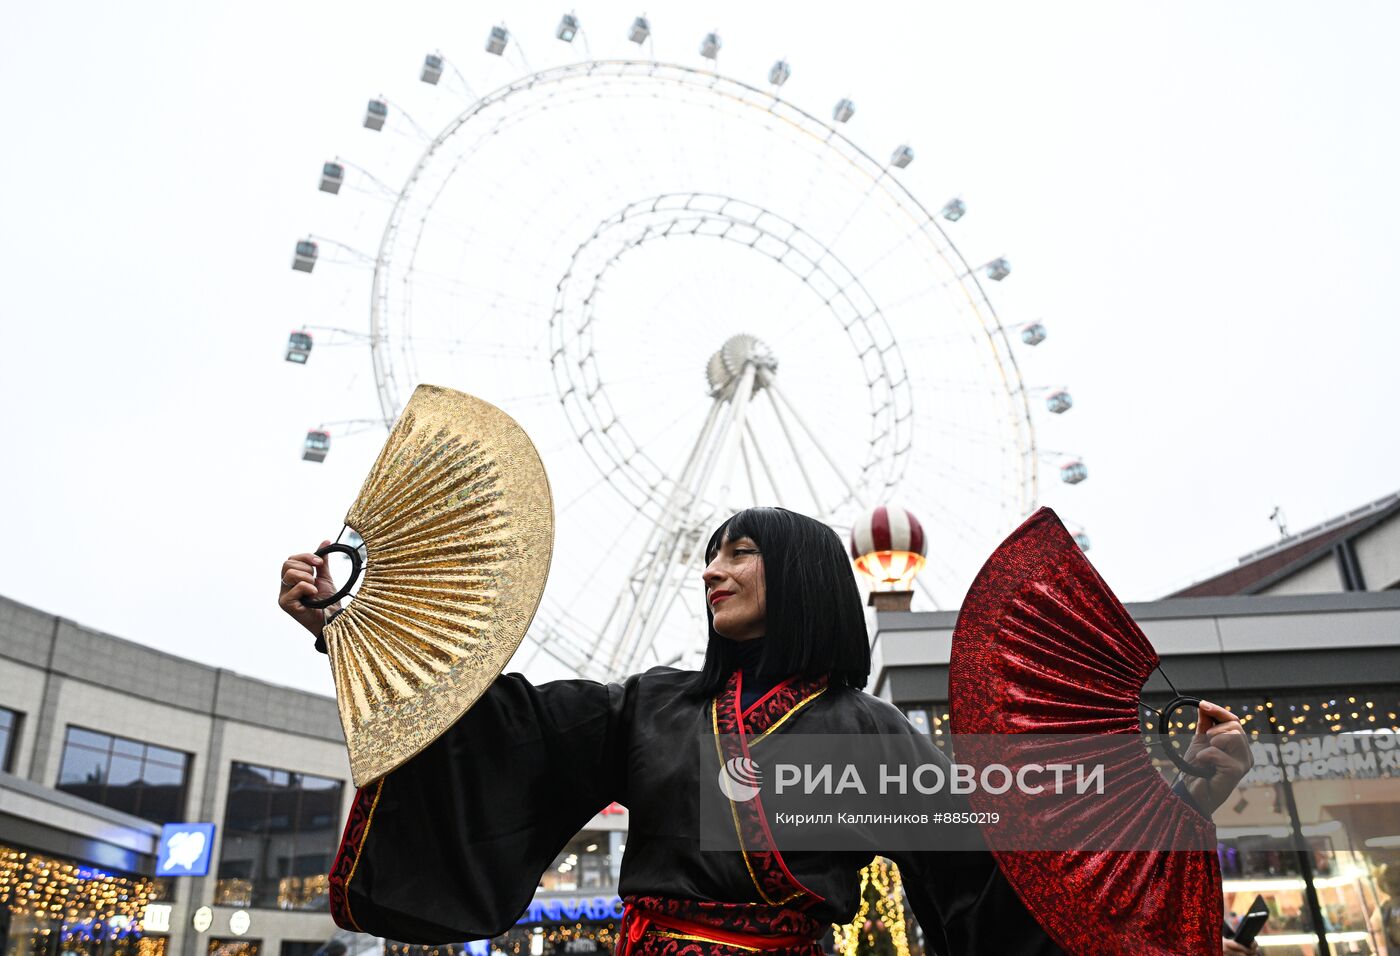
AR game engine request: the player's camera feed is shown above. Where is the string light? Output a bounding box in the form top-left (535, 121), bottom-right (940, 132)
top-left (0, 844), bottom-right (155, 954)
top-left (449, 921), bottom-right (619, 956)
top-left (833, 858), bottom-right (911, 956)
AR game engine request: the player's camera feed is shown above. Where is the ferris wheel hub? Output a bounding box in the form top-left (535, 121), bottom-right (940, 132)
top-left (706, 334), bottom-right (778, 398)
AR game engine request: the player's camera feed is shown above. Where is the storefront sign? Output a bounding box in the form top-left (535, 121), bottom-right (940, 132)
top-left (518, 896), bottom-right (624, 924)
top-left (192, 906), bottom-right (214, 932)
top-left (157, 822), bottom-right (217, 876)
top-left (1244, 732), bottom-right (1400, 785)
top-left (229, 910), bottom-right (251, 936)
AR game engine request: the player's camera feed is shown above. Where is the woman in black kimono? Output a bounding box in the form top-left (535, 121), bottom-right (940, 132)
top-left (279, 507), bottom-right (1248, 956)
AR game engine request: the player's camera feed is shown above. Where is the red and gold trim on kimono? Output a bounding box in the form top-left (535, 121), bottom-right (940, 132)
top-left (712, 670), bottom-right (828, 908)
top-left (618, 895), bottom-right (825, 956)
top-left (328, 776), bottom-right (385, 932)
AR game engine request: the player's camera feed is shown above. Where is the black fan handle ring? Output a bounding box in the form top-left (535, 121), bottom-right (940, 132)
top-left (1155, 695), bottom-right (1219, 779)
top-left (302, 543), bottom-right (363, 610)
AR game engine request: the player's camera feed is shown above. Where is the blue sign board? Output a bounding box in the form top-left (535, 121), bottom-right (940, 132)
top-left (516, 896), bottom-right (624, 925)
top-left (157, 823), bottom-right (216, 877)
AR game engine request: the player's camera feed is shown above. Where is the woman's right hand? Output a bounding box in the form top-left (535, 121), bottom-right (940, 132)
top-left (279, 540), bottom-right (339, 640)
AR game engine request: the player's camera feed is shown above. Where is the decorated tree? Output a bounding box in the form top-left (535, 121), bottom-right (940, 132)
top-left (833, 858), bottom-right (912, 956)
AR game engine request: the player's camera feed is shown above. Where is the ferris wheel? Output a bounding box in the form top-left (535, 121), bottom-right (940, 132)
top-left (285, 14), bottom-right (1089, 681)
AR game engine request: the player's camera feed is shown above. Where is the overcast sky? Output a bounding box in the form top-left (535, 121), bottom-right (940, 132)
top-left (2, 1), bottom-right (1397, 698)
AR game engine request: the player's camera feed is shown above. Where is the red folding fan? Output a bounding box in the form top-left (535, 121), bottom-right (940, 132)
top-left (949, 508), bottom-right (1222, 956)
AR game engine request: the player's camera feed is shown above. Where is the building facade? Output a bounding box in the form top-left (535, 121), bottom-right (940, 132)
top-left (0, 596), bottom-right (631, 956)
top-left (1169, 491), bottom-right (1400, 598)
top-left (871, 588), bottom-right (1400, 955)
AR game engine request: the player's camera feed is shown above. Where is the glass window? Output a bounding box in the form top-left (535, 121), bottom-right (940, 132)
top-left (59, 745), bottom-right (108, 786)
top-left (897, 700), bottom-right (950, 737)
top-left (109, 754), bottom-right (144, 786)
top-left (55, 726), bottom-right (191, 824)
top-left (278, 943), bottom-right (322, 956)
top-left (216, 761), bottom-right (345, 911)
top-left (147, 744), bottom-right (186, 767)
top-left (537, 830), bottom-right (618, 894)
top-left (112, 736), bottom-right (144, 758)
top-left (144, 760), bottom-right (185, 787)
top-left (0, 706), bottom-right (21, 774)
top-left (209, 940), bottom-right (261, 956)
top-left (904, 708), bottom-right (930, 734)
top-left (67, 726), bottom-right (110, 751)
top-left (1139, 685), bottom-right (1400, 953)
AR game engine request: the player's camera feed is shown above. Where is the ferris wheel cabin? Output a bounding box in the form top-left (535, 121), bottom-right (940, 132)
top-left (941, 198), bottom-right (966, 222)
top-left (985, 257), bottom-right (1011, 281)
top-left (364, 99), bottom-right (387, 131)
top-left (421, 54), bottom-right (444, 84)
top-left (769, 60), bottom-right (791, 86)
top-left (486, 25), bottom-right (509, 55)
top-left (833, 98), bottom-right (855, 123)
top-left (557, 14), bottom-right (579, 42)
top-left (700, 32), bottom-right (722, 60)
top-left (1020, 322), bottom-right (1047, 346)
top-left (303, 430), bottom-right (331, 463)
top-left (1060, 460), bottom-right (1088, 485)
top-left (291, 239), bottom-right (318, 273)
top-left (629, 17), bottom-right (650, 44)
top-left (286, 331), bottom-right (313, 364)
top-left (891, 145), bottom-right (915, 169)
top-left (1046, 390), bottom-right (1073, 414)
top-left (319, 162), bottom-right (344, 194)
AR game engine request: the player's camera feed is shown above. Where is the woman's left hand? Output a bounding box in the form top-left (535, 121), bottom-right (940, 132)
top-left (1183, 700), bottom-right (1254, 815)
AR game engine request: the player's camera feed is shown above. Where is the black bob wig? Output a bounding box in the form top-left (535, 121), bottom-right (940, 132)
top-left (693, 507), bottom-right (870, 695)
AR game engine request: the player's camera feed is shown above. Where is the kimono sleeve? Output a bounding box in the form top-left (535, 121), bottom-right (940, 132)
top-left (328, 672), bottom-right (630, 942)
top-left (885, 849), bottom-right (1067, 956)
top-left (888, 784), bottom-right (1207, 954)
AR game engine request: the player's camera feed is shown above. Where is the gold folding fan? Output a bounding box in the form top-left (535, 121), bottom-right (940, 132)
top-left (310, 385), bottom-right (553, 786)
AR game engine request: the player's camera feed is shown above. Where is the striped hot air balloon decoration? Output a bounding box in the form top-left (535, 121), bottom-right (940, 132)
top-left (849, 505), bottom-right (928, 591)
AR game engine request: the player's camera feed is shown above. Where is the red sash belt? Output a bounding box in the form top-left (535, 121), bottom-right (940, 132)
top-left (619, 902), bottom-right (821, 956)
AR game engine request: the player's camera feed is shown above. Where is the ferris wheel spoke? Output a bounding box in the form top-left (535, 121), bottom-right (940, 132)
top-left (394, 267), bottom-right (556, 313)
top-left (737, 434), bottom-right (763, 507)
top-left (929, 493), bottom-right (1012, 544)
top-left (395, 338), bottom-right (546, 361)
top-left (557, 503), bottom-right (652, 611)
top-left (769, 383), bottom-right (869, 505)
top-left (910, 459), bottom-right (1027, 516)
top-left (849, 221), bottom-right (939, 281)
top-left (742, 420), bottom-right (787, 508)
top-left (623, 535), bottom-right (710, 675)
top-left (760, 389), bottom-right (829, 515)
top-left (556, 391), bottom-right (714, 514)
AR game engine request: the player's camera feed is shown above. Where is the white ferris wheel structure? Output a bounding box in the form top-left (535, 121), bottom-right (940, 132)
top-left (284, 14), bottom-right (1090, 682)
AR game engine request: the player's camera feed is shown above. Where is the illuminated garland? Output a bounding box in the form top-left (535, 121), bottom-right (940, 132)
top-left (832, 857), bottom-right (910, 956)
top-left (0, 844), bottom-right (153, 941)
top-left (387, 922), bottom-right (619, 956)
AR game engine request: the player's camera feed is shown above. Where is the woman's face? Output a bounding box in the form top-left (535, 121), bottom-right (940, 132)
top-left (702, 532), bottom-right (766, 641)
